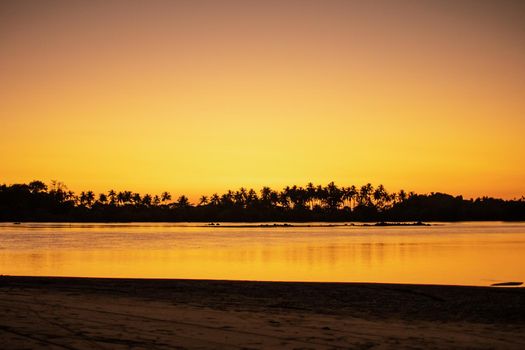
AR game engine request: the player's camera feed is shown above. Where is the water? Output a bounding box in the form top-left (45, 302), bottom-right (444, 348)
top-left (0, 222), bottom-right (524, 286)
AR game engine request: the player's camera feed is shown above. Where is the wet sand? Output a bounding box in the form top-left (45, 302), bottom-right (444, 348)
top-left (0, 276), bottom-right (524, 349)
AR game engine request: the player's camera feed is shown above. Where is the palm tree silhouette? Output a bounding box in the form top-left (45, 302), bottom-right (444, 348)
top-left (210, 193), bottom-right (220, 206)
top-left (142, 194), bottom-right (152, 207)
top-left (153, 195), bottom-right (161, 206)
top-left (373, 184), bottom-right (388, 211)
top-left (176, 195), bottom-right (190, 207)
top-left (359, 183), bottom-right (374, 207)
top-left (398, 189), bottom-right (407, 202)
top-left (108, 190), bottom-right (117, 205)
top-left (98, 193), bottom-right (108, 205)
top-left (199, 195), bottom-right (209, 206)
top-left (161, 191), bottom-right (171, 204)
top-left (260, 187), bottom-right (272, 208)
top-left (6, 179), bottom-right (521, 222)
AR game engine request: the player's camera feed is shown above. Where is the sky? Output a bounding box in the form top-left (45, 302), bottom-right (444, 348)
top-left (1, 0), bottom-right (524, 200)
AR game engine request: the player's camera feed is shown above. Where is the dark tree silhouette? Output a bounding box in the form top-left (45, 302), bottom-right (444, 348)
top-left (0, 180), bottom-right (523, 222)
top-left (199, 195), bottom-right (209, 206)
top-left (161, 191), bottom-right (171, 204)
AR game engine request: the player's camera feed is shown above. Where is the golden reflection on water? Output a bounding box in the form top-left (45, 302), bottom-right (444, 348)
top-left (1, 223), bottom-right (524, 286)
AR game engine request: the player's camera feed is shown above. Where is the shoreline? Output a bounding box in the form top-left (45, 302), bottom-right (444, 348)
top-left (4, 220), bottom-right (524, 224)
top-left (204, 221), bottom-right (431, 227)
top-left (1, 276), bottom-right (524, 349)
top-left (2, 274), bottom-right (521, 288)
top-left (8, 221), bottom-right (431, 227)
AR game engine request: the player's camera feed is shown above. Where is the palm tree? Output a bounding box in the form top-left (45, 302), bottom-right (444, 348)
top-left (325, 182), bottom-right (343, 210)
top-left (221, 190), bottom-right (234, 207)
top-left (79, 191), bottom-right (88, 207)
top-left (246, 189), bottom-right (258, 207)
top-left (108, 190), bottom-right (117, 205)
top-left (117, 191), bottom-right (132, 205)
top-left (210, 193), bottom-right (220, 206)
top-left (233, 190), bottom-right (244, 207)
top-left (199, 195), bottom-right (209, 206)
top-left (269, 189), bottom-right (279, 207)
top-left (98, 193), bottom-right (108, 205)
top-left (373, 184), bottom-right (388, 211)
top-left (359, 183), bottom-right (374, 207)
top-left (86, 191), bottom-right (95, 207)
top-left (344, 185), bottom-right (357, 209)
top-left (285, 185), bottom-right (305, 209)
top-left (390, 192), bottom-right (398, 205)
top-left (398, 189), bottom-right (407, 202)
top-left (161, 191), bottom-right (171, 204)
top-left (260, 187), bottom-right (272, 207)
top-left (78, 190), bottom-right (95, 208)
top-left (153, 195), bottom-right (161, 206)
top-left (240, 187), bottom-right (248, 203)
top-left (117, 191), bottom-right (125, 206)
top-left (306, 182), bottom-right (316, 209)
top-left (132, 193), bottom-right (142, 206)
top-left (279, 187), bottom-right (291, 208)
top-left (142, 194), bottom-right (152, 206)
top-left (66, 190), bottom-right (76, 203)
top-left (176, 195), bottom-right (190, 207)
top-left (315, 185), bottom-right (325, 209)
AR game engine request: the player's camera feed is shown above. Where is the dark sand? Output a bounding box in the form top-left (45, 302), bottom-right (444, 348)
top-left (1, 276), bottom-right (524, 349)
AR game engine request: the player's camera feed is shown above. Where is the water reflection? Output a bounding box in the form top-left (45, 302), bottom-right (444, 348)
top-left (0, 222), bottom-right (524, 286)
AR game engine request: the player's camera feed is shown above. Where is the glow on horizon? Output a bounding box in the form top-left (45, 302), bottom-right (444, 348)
top-left (1, 0), bottom-right (524, 200)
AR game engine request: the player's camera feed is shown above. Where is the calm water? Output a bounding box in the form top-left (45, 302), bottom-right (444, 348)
top-left (0, 222), bottom-right (524, 286)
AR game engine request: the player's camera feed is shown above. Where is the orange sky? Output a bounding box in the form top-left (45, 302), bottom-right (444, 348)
top-left (1, 0), bottom-right (524, 200)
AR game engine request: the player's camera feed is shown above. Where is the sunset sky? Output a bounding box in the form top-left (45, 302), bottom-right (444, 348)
top-left (1, 0), bottom-right (524, 200)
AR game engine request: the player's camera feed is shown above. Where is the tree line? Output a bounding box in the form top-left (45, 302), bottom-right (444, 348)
top-left (1, 180), bottom-right (524, 222)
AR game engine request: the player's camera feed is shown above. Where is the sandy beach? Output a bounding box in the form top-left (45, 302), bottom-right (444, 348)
top-left (0, 276), bottom-right (524, 349)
